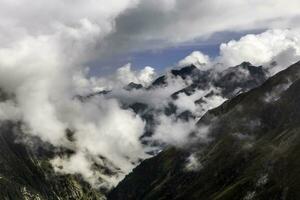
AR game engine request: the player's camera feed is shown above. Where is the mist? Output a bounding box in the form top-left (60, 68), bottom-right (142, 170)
top-left (0, 0), bottom-right (300, 190)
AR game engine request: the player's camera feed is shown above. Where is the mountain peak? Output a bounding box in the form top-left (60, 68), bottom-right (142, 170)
top-left (108, 61), bottom-right (300, 200)
top-left (170, 65), bottom-right (200, 79)
top-left (240, 61), bottom-right (253, 67)
top-left (124, 82), bottom-right (143, 91)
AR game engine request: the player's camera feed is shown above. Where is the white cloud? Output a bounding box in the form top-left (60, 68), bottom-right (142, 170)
top-left (151, 114), bottom-right (211, 147)
top-left (176, 29), bottom-right (300, 75)
top-left (138, 66), bottom-right (157, 86)
top-left (0, 0), bottom-right (148, 189)
top-left (108, 72), bottom-right (188, 107)
top-left (1, 0), bottom-right (299, 63)
top-left (0, 101), bottom-right (21, 121)
top-left (0, 0), bottom-right (299, 190)
top-left (152, 115), bottom-right (196, 146)
top-left (185, 153), bottom-right (203, 171)
top-left (51, 152), bottom-right (101, 188)
top-left (178, 51), bottom-right (211, 69)
top-left (103, 0), bottom-right (300, 55)
top-left (173, 87), bottom-right (226, 116)
top-left (218, 29), bottom-right (300, 74)
top-left (88, 64), bottom-right (157, 91)
top-left (114, 64), bottom-right (156, 87)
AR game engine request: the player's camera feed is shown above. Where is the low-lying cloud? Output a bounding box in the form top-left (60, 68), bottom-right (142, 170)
top-left (218, 29), bottom-right (300, 75)
top-left (90, 63), bottom-right (156, 91)
top-left (180, 29), bottom-right (300, 75)
top-left (0, 0), bottom-right (299, 190)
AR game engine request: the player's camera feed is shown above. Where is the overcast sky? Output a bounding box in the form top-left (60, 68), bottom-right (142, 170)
top-left (86, 0), bottom-right (300, 74)
top-left (90, 30), bottom-right (264, 75)
top-left (2, 0), bottom-right (299, 76)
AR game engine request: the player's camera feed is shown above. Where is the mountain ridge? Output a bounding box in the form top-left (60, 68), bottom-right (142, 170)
top-left (108, 61), bottom-right (300, 200)
top-left (0, 61), bottom-right (287, 199)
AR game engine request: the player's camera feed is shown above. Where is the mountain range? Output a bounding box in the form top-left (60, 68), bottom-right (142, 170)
top-left (108, 61), bottom-right (300, 200)
top-left (1, 60), bottom-right (299, 199)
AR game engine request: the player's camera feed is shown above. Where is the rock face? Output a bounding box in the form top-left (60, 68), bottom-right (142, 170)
top-left (124, 82), bottom-right (144, 91)
top-left (170, 62), bottom-right (267, 99)
top-left (153, 62), bottom-right (266, 90)
top-left (108, 61), bottom-right (300, 200)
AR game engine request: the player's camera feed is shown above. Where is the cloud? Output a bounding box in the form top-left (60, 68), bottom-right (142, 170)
top-left (0, 35), bottom-right (147, 186)
top-left (177, 29), bottom-right (300, 76)
top-left (149, 87), bottom-right (224, 147)
top-left (0, 101), bottom-right (21, 121)
top-left (114, 64), bottom-right (156, 87)
top-left (51, 152), bottom-right (102, 188)
top-left (152, 114), bottom-right (196, 146)
top-left (108, 72), bottom-right (188, 107)
top-left (263, 80), bottom-right (293, 103)
top-left (0, 0), bottom-right (149, 189)
top-left (151, 113), bottom-right (211, 147)
top-left (218, 29), bottom-right (300, 75)
top-left (1, 0), bottom-right (299, 66)
top-left (173, 87), bottom-right (226, 116)
top-left (0, 0), bottom-right (299, 190)
top-left (90, 63), bottom-right (156, 91)
top-left (103, 0), bottom-right (300, 56)
top-left (185, 153), bottom-right (203, 171)
top-left (178, 51), bottom-right (211, 69)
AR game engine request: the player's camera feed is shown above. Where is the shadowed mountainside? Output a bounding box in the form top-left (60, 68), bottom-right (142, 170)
top-left (108, 61), bottom-right (300, 200)
top-left (0, 121), bottom-right (104, 199)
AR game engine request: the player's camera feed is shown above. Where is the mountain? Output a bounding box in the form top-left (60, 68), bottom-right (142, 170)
top-left (108, 61), bottom-right (300, 200)
top-left (0, 91), bottom-right (104, 199)
top-left (124, 82), bottom-right (144, 91)
top-left (130, 62), bottom-right (268, 139)
top-left (171, 62), bottom-right (267, 99)
top-left (0, 121), bottom-right (104, 199)
top-left (0, 62), bottom-right (271, 199)
top-left (149, 65), bottom-right (202, 88)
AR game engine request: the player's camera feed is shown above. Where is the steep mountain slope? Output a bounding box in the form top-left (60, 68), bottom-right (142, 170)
top-left (129, 62), bottom-right (267, 138)
top-left (0, 122), bottom-right (104, 199)
top-left (170, 62), bottom-right (267, 99)
top-left (108, 61), bottom-right (300, 200)
top-left (0, 62), bottom-right (269, 199)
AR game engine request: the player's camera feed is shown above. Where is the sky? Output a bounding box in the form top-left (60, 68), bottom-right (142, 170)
top-left (91, 26), bottom-right (294, 76)
top-left (76, 0), bottom-right (300, 76)
top-left (88, 42), bottom-right (220, 75)
top-left (1, 0), bottom-right (300, 189)
top-left (89, 30), bottom-right (264, 75)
